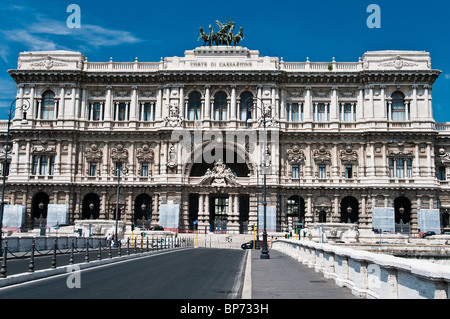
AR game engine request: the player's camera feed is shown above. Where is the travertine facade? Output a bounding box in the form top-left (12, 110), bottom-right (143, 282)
top-left (3, 46), bottom-right (449, 235)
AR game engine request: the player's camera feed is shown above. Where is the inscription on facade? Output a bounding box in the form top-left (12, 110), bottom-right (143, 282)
top-left (190, 61), bottom-right (252, 68)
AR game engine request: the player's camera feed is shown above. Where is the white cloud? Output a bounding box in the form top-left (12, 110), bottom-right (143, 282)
top-left (2, 29), bottom-right (58, 51)
top-left (445, 74), bottom-right (450, 80)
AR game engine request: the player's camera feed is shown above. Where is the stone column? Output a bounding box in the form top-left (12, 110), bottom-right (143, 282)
top-left (279, 88), bottom-right (286, 122)
top-left (204, 85), bottom-right (211, 124)
top-left (230, 85), bottom-right (236, 121)
top-left (198, 193), bottom-right (205, 230)
top-left (104, 86), bottom-right (112, 128)
top-left (304, 86), bottom-right (312, 123)
top-left (59, 85), bottom-right (65, 121)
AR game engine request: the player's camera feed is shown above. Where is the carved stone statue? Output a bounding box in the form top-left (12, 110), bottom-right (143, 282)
top-left (199, 160), bottom-right (239, 186)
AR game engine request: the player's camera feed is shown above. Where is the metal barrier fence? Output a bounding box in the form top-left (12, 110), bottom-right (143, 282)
top-left (0, 235), bottom-right (194, 278)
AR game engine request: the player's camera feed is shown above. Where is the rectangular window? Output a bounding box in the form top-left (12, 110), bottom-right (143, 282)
top-left (141, 163), bottom-right (149, 177)
top-left (406, 159), bottom-right (412, 178)
top-left (291, 103), bottom-right (299, 122)
top-left (396, 158), bottom-right (405, 178)
top-left (345, 165), bottom-right (353, 179)
top-left (214, 197), bottom-right (228, 216)
top-left (3, 162), bottom-right (9, 177)
top-left (49, 156), bottom-right (55, 175)
top-left (39, 156), bottom-right (48, 175)
top-left (389, 158), bottom-right (394, 178)
top-left (318, 164), bottom-right (326, 179)
top-left (317, 103), bottom-right (328, 122)
top-left (118, 103), bottom-right (127, 121)
top-left (142, 103), bottom-right (153, 121)
top-left (438, 166), bottom-right (446, 181)
top-left (92, 103), bottom-right (101, 121)
top-left (32, 156), bottom-right (39, 175)
top-left (292, 164), bottom-right (299, 178)
top-left (342, 104), bottom-right (353, 122)
top-left (115, 162), bottom-right (123, 176)
top-left (89, 163), bottom-right (97, 177)
top-left (41, 101), bottom-right (54, 120)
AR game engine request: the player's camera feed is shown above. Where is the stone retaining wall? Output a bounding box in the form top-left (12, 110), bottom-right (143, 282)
top-left (272, 239), bottom-right (450, 299)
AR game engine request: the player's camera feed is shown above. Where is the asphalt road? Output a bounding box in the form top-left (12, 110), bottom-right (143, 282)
top-left (0, 248), bottom-right (247, 299)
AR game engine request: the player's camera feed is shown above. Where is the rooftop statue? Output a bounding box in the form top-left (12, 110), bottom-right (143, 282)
top-left (198, 18), bottom-right (244, 47)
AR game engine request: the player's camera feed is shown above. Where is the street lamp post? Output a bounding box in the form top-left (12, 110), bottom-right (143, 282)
top-left (0, 98), bottom-right (29, 249)
top-left (111, 164), bottom-right (127, 247)
top-left (245, 96), bottom-right (273, 259)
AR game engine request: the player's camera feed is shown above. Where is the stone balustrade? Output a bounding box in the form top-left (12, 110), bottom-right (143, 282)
top-left (272, 239), bottom-right (450, 299)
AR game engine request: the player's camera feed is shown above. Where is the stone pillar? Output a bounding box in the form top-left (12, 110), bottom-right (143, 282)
top-left (101, 191), bottom-right (107, 219)
top-left (230, 85), bottom-right (236, 122)
top-left (306, 194), bottom-right (313, 225)
top-left (204, 85), bottom-right (210, 120)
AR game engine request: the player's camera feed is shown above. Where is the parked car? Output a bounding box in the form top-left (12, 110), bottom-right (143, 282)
top-left (241, 240), bottom-right (262, 249)
top-left (149, 225), bottom-right (164, 231)
top-left (421, 231), bottom-right (436, 238)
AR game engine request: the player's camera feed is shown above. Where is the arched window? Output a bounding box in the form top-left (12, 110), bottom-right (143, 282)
top-left (239, 92), bottom-right (253, 121)
top-left (41, 91), bottom-right (55, 120)
top-left (391, 92), bottom-right (407, 121)
top-left (214, 92), bottom-right (227, 121)
top-left (188, 92), bottom-right (202, 120)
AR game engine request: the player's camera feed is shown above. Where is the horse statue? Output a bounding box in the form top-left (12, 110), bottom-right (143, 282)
top-left (233, 27), bottom-right (244, 46)
top-left (208, 24), bottom-right (218, 46)
top-left (198, 27), bottom-right (210, 46)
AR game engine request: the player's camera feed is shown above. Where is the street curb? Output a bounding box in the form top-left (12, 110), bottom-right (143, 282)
top-left (241, 249), bottom-right (252, 299)
top-left (0, 247), bottom-right (190, 288)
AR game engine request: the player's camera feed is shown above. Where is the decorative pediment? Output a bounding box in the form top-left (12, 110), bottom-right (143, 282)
top-left (313, 89), bottom-right (329, 98)
top-left (30, 56), bottom-right (68, 69)
top-left (111, 144), bottom-right (128, 163)
top-left (199, 160), bottom-right (239, 186)
top-left (89, 89), bottom-right (105, 97)
top-left (436, 148), bottom-right (450, 166)
top-left (85, 144), bottom-right (103, 163)
top-left (140, 90), bottom-right (156, 98)
top-left (32, 145), bottom-right (56, 156)
top-left (136, 144), bottom-right (154, 163)
top-left (340, 145), bottom-right (358, 165)
top-left (313, 145), bottom-right (331, 164)
top-left (387, 141), bottom-right (414, 158)
top-left (286, 145), bottom-right (305, 164)
top-left (286, 89), bottom-right (303, 98)
top-left (378, 56), bottom-right (418, 69)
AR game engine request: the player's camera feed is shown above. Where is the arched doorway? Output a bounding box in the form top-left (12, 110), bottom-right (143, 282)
top-left (134, 194), bottom-right (152, 229)
top-left (82, 193), bottom-right (100, 219)
top-left (340, 196), bottom-right (359, 223)
top-left (32, 192), bottom-right (49, 228)
top-left (394, 196), bottom-right (411, 234)
top-left (188, 194), bottom-right (199, 231)
top-left (108, 194), bottom-right (125, 221)
top-left (287, 195), bottom-right (305, 230)
top-left (442, 211), bottom-right (450, 231)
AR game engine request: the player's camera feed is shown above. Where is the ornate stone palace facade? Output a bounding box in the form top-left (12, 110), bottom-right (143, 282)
top-left (3, 45), bottom-right (450, 236)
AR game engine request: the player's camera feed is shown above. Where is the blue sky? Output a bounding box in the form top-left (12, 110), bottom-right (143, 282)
top-left (0, 0), bottom-right (449, 121)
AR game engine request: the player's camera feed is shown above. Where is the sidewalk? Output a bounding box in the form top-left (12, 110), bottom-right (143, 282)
top-left (249, 248), bottom-right (357, 299)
